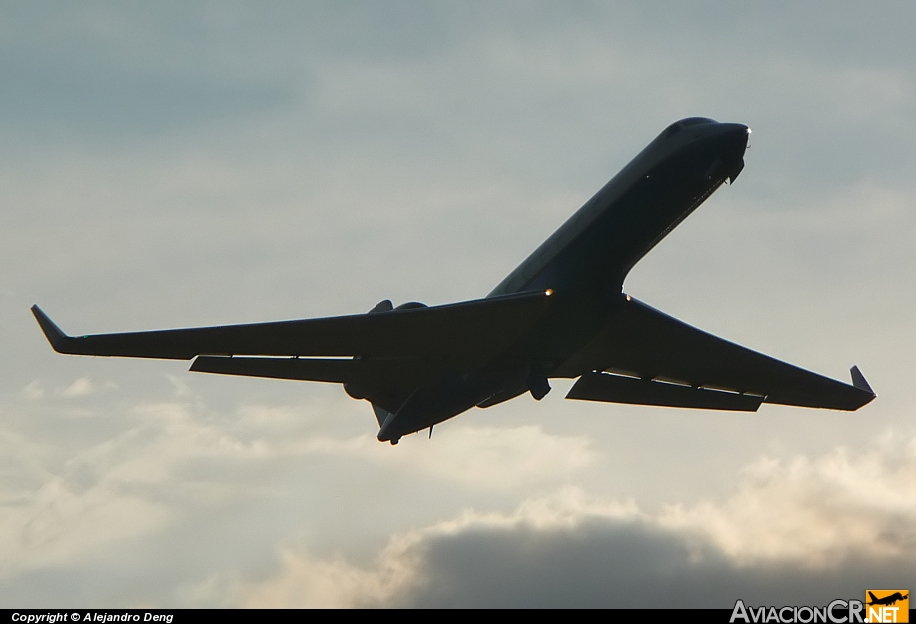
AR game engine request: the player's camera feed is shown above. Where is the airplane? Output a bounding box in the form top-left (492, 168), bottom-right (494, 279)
top-left (867, 592), bottom-right (908, 606)
top-left (32, 117), bottom-right (875, 445)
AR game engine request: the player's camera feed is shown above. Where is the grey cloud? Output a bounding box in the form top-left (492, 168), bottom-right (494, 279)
top-left (224, 506), bottom-right (915, 608)
top-left (227, 437), bottom-right (916, 608)
top-left (398, 520), bottom-right (914, 608)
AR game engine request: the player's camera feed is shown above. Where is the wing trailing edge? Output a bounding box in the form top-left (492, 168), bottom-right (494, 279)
top-left (189, 354), bottom-right (431, 387)
top-left (566, 371), bottom-right (763, 411)
top-left (190, 356), bottom-right (354, 382)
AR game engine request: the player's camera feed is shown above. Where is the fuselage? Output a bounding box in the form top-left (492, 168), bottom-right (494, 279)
top-left (490, 118), bottom-right (749, 299)
top-left (377, 118), bottom-right (750, 442)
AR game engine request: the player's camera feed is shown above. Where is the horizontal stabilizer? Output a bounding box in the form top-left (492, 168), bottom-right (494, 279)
top-left (30, 289), bottom-right (554, 362)
top-left (567, 371), bottom-right (763, 411)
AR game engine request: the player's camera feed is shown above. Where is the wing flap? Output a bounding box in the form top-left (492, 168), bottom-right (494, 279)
top-left (566, 371), bottom-right (763, 411)
top-left (190, 356), bottom-right (354, 383)
top-left (556, 296), bottom-right (874, 411)
top-left (190, 355), bottom-right (431, 386)
top-left (31, 289), bottom-right (554, 362)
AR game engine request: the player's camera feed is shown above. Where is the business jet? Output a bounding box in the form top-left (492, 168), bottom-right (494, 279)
top-left (32, 117), bottom-right (875, 444)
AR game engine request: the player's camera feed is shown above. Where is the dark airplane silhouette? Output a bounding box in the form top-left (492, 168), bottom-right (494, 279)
top-left (32, 118), bottom-right (875, 444)
top-left (867, 592), bottom-right (908, 606)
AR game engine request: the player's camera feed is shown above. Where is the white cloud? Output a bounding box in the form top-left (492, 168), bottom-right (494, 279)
top-left (0, 391), bottom-right (596, 593)
top-left (0, 477), bottom-right (169, 578)
top-left (194, 549), bottom-right (417, 609)
top-left (59, 377), bottom-right (117, 398)
top-left (61, 377), bottom-right (95, 397)
top-left (365, 424), bottom-right (596, 489)
top-left (660, 440), bottom-right (916, 567)
top-left (22, 380), bottom-right (45, 400)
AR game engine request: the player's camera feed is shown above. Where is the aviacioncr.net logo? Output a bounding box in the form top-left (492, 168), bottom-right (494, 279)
top-left (730, 599), bottom-right (864, 623)
top-left (731, 593), bottom-right (911, 624)
top-left (865, 590), bottom-right (909, 623)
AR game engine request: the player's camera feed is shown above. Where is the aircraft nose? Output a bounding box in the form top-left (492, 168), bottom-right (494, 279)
top-left (710, 123), bottom-right (750, 183)
top-left (720, 123), bottom-right (751, 156)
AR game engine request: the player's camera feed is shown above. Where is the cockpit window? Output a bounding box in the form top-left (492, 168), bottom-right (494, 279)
top-left (664, 117), bottom-right (716, 138)
top-left (680, 117), bottom-right (716, 127)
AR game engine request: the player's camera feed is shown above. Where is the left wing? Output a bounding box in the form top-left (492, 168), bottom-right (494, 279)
top-left (557, 296), bottom-right (874, 411)
top-left (31, 289), bottom-right (554, 365)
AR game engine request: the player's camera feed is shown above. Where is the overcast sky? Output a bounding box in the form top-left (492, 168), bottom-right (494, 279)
top-left (2, 1), bottom-right (915, 608)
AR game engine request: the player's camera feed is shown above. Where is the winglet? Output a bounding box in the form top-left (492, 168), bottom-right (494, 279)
top-left (31, 305), bottom-right (75, 353)
top-left (850, 365), bottom-right (875, 396)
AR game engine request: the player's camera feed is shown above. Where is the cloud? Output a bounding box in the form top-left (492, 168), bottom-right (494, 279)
top-left (9, 381), bottom-right (910, 607)
top-left (659, 440), bottom-right (916, 567)
top-left (61, 377), bottom-right (96, 397)
top-left (22, 380), bottom-right (45, 400)
top-left (365, 424), bottom-right (596, 489)
top-left (0, 477), bottom-right (169, 579)
top-left (222, 438), bottom-right (916, 608)
top-left (0, 389), bottom-right (594, 597)
top-left (2, 1), bottom-right (915, 609)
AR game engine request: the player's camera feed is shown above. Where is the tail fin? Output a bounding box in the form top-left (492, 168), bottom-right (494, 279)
top-left (867, 592), bottom-right (878, 604)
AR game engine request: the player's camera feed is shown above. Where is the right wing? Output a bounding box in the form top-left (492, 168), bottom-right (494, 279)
top-left (31, 289), bottom-right (554, 366)
top-left (557, 295), bottom-right (874, 411)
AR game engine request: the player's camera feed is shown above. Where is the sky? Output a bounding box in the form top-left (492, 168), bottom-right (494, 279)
top-left (2, 1), bottom-right (915, 608)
